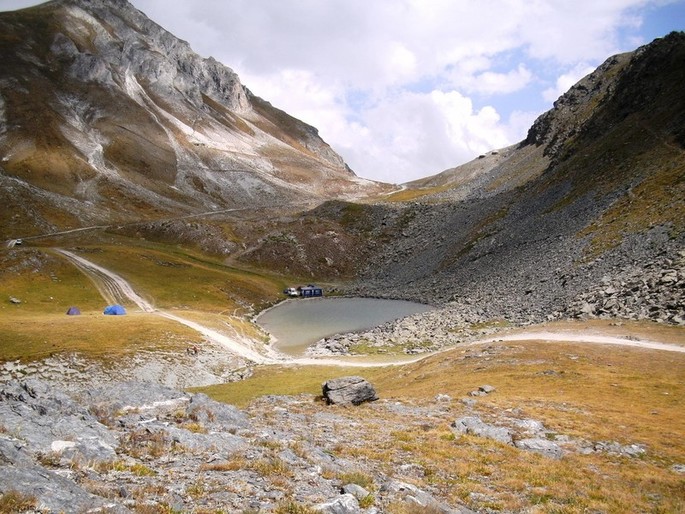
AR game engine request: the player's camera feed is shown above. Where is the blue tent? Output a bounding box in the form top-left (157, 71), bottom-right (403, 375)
top-left (66, 306), bottom-right (81, 315)
top-left (103, 304), bottom-right (126, 315)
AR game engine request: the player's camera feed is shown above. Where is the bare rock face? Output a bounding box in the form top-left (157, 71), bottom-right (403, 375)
top-left (322, 376), bottom-right (378, 406)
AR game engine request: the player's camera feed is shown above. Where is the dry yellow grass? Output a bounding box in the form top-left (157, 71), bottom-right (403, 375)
top-left (198, 336), bottom-right (685, 513)
top-left (382, 185), bottom-right (452, 203)
top-left (0, 312), bottom-right (202, 362)
top-left (52, 244), bottom-right (289, 313)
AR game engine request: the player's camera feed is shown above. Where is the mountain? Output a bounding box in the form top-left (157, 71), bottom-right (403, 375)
top-left (341, 32), bottom-right (684, 327)
top-left (158, 32), bottom-right (683, 311)
top-left (0, 17), bottom-right (683, 513)
top-left (0, 0), bottom-right (389, 239)
top-left (1, 0), bottom-right (681, 328)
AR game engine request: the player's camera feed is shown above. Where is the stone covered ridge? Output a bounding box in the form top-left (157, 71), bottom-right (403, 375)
top-left (53, 0), bottom-right (249, 112)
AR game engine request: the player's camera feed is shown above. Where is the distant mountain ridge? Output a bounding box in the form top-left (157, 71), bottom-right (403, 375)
top-left (0, 0), bottom-right (387, 238)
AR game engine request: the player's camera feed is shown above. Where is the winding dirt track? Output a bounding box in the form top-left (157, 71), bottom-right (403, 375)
top-left (56, 250), bottom-right (685, 367)
top-left (58, 250), bottom-right (155, 312)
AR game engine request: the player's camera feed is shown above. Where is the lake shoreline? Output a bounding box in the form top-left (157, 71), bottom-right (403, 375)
top-left (255, 297), bottom-right (435, 357)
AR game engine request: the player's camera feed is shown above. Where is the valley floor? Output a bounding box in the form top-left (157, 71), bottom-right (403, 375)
top-left (1, 246), bottom-right (683, 513)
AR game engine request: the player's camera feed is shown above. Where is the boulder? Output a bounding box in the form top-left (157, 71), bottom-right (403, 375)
top-left (322, 376), bottom-right (378, 406)
top-left (342, 483), bottom-right (371, 502)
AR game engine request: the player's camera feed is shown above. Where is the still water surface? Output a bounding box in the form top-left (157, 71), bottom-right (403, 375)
top-left (257, 297), bottom-right (434, 356)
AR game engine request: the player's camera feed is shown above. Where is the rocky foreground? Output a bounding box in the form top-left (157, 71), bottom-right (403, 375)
top-left (2, 365), bottom-right (676, 514)
top-left (0, 378), bottom-right (478, 513)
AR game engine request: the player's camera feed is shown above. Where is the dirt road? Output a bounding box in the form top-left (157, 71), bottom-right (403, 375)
top-left (57, 250), bottom-right (155, 312)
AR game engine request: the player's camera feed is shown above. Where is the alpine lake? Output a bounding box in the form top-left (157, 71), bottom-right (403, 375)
top-left (256, 297), bottom-right (434, 356)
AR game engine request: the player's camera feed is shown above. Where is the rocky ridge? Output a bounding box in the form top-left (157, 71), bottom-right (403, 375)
top-left (327, 33), bottom-right (685, 351)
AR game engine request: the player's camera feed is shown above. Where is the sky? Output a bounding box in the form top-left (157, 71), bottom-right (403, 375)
top-left (1, 1), bottom-right (684, 183)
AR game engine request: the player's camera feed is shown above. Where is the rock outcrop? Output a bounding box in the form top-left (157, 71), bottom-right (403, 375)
top-left (0, 379), bottom-right (477, 513)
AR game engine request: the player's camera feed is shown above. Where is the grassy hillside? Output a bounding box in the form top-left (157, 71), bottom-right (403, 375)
top-left (0, 238), bottom-right (310, 362)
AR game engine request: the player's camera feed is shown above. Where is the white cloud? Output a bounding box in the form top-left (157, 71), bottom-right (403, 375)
top-left (455, 64), bottom-right (534, 96)
top-left (326, 89), bottom-right (515, 184)
top-left (3, 0), bottom-right (680, 182)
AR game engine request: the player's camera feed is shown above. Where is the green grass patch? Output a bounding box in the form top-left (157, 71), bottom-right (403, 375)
top-left (0, 248), bottom-right (105, 314)
top-left (467, 319), bottom-right (512, 331)
top-left (48, 244), bottom-right (290, 313)
top-left (383, 184), bottom-right (452, 202)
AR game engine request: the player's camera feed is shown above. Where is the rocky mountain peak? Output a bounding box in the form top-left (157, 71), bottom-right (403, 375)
top-left (0, 0), bottom-right (385, 236)
top-left (522, 52), bottom-right (631, 160)
top-left (48, 0), bottom-right (249, 113)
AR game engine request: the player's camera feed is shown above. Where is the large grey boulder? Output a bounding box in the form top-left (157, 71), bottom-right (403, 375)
top-left (322, 376), bottom-right (378, 406)
top-left (0, 464), bottom-right (129, 514)
top-left (0, 380), bottom-right (117, 462)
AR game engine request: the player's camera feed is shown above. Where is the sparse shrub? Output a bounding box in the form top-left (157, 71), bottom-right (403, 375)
top-left (339, 470), bottom-right (375, 490)
top-left (89, 404), bottom-right (116, 427)
top-left (252, 457), bottom-right (292, 477)
top-left (186, 479), bottom-right (205, 499)
top-left (320, 466), bottom-right (337, 480)
top-left (289, 440), bottom-right (308, 459)
top-left (133, 503), bottom-right (180, 514)
top-left (386, 501), bottom-right (446, 514)
top-left (36, 450), bottom-right (62, 467)
top-left (359, 494), bottom-right (375, 508)
top-left (0, 491), bottom-right (38, 513)
top-left (132, 484), bottom-right (167, 500)
top-left (182, 421), bottom-right (207, 434)
top-left (130, 463), bottom-right (156, 476)
top-left (119, 428), bottom-right (170, 458)
top-left (200, 457), bottom-right (247, 472)
top-left (258, 439), bottom-right (283, 450)
top-left (81, 478), bottom-right (120, 499)
top-left (94, 458), bottom-right (128, 473)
